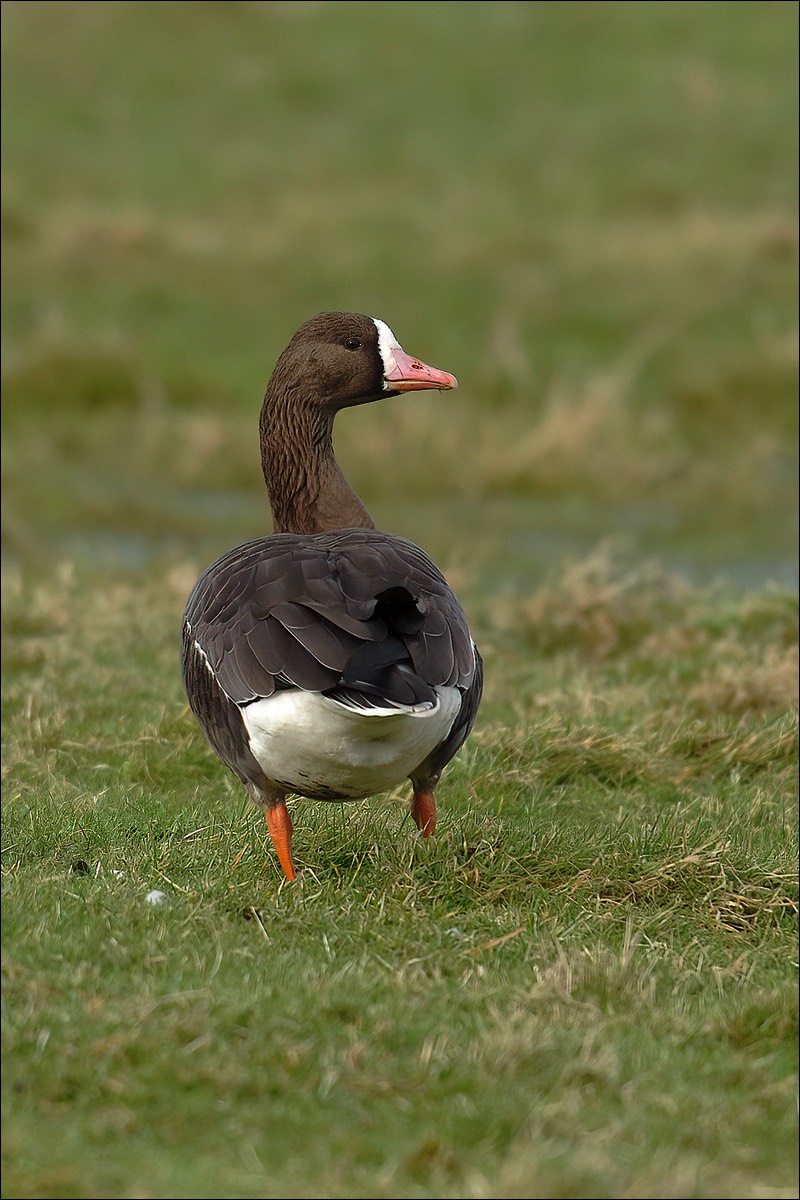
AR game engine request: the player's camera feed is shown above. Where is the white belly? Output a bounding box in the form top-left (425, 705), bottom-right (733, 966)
top-left (241, 688), bottom-right (461, 799)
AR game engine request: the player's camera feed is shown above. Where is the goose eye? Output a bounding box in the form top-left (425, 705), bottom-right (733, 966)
top-left (344, 337), bottom-right (362, 351)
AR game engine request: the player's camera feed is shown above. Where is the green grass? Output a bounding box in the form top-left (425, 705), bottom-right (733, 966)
top-left (2, 557), bottom-right (797, 1199)
top-left (2, 556), bottom-right (797, 1200)
top-left (2, 2), bottom-right (798, 1198)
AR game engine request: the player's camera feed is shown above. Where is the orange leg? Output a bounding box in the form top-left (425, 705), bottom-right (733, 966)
top-left (265, 801), bottom-right (296, 880)
top-left (411, 787), bottom-right (438, 837)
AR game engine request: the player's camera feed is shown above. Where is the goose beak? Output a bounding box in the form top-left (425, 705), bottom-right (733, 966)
top-left (384, 347), bottom-right (458, 393)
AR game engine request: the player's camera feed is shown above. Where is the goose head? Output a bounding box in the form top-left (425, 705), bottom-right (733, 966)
top-left (266, 311), bottom-right (458, 412)
top-left (260, 312), bottom-right (458, 534)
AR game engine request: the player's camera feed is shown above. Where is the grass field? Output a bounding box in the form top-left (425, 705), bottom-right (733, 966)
top-left (2, 3), bottom-right (798, 1198)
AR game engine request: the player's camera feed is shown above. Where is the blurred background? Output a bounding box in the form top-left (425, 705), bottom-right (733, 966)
top-left (2, 0), bottom-right (797, 595)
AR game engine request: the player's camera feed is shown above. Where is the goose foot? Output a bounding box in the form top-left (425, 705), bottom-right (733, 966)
top-left (411, 787), bottom-right (438, 837)
top-left (265, 801), bottom-right (296, 880)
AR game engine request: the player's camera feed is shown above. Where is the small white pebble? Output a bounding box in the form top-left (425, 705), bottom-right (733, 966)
top-left (112, 869), bottom-right (126, 879)
top-left (144, 889), bottom-right (169, 906)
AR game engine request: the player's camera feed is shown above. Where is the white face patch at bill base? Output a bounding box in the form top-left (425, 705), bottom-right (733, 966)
top-left (372, 318), bottom-right (403, 387)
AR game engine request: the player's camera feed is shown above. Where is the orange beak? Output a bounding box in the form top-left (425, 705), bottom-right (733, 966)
top-left (384, 347), bottom-right (458, 393)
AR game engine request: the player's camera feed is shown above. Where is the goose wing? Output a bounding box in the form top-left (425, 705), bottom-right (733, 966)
top-left (182, 529), bottom-right (479, 713)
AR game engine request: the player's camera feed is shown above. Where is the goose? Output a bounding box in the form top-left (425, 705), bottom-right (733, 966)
top-left (181, 311), bottom-right (483, 880)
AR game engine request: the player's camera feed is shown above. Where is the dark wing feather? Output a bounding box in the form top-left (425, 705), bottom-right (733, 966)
top-left (245, 615), bottom-right (293, 678)
top-left (412, 646), bottom-right (484, 788)
top-left (412, 621), bottom-right (457, 688)
top-left (300, 599), bottom-right (388, 641)
top-left (181, 630), bottom-right (271, 793)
